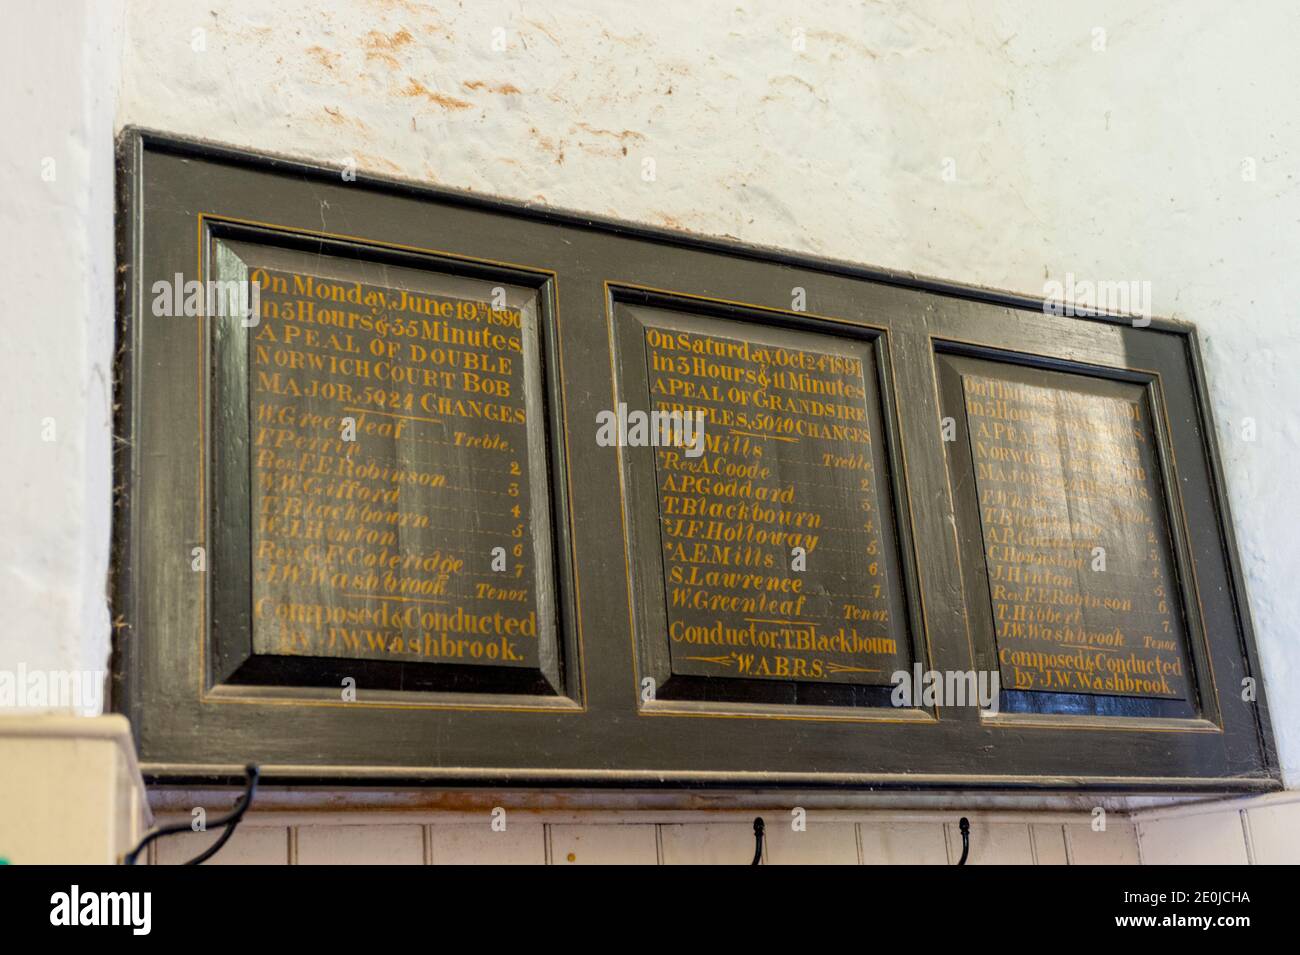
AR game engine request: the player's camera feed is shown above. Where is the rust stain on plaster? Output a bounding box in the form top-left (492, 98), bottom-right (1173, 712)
top-left (400, 78), bottom-right (473, 110)
top-left (573, 122), bottom-right (645, 143)
top-left (354, 153), bottom-right (406, 176)
top-left (365, 27), bottom-right (415, 50)
top-left (363, 27), bottom-right (415, 68)
top-left (367, 51), bottom-right (400, 69)
top-left (600, 28), bottom-right (641, 47)
top-left (321, 106), bottom-right (369, 131)
top-left (528, 127), bottom-right (566, 165)
top-left (463, 81), bottom-right (523, 95)
top-left (807, 30), bottom-right (880, 60)
top-left (367, 0), bottom-right (436, 19)
top-left (760, 75), bottom-right (827, 105)
top-left (520, 18), bottom-right (563, 46)
top-left (307, 46), bottom-right (340, 71)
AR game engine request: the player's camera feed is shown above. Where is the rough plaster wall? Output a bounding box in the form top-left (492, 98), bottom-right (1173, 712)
top-left (0, 1), bottom-right (124, 702)
top-left (115, 1), bottom-right (1300, 778)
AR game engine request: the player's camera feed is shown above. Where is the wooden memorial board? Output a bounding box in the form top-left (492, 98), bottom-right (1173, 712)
top-left (115, 130), bottom-right (1277, 791)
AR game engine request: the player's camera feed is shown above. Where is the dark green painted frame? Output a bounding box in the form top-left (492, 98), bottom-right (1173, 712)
top-left (113, 128), bottom-right (1279, 792)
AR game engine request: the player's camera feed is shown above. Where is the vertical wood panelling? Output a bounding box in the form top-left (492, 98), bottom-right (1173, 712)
top-left (429, 823), bottom-right (547, 865)
top-left (155, 826), bottom-right (289, 865)
top-left (764, 822), bottom-right (859, 865)
top-left (549, 824), bottom-right (659, 865)
top-left (1136, 813), bottom-right (1250, 864)
top-left (660, 824), bottom-right (755, 864)
top-left (944, 822), bottom-right (1034, 865)
top-left (140, 812), bottom-right (1161, 864)
top-left (1243, 804), bottom-right (1300, 864)
top-left (296, 824), bottom-right (424, 865)
top-left (858, 822), bottom-right (950, 864)
top-left (1030, 824), bottom-right (1068, 865)
top-left (1066, 823), bottom-right (1141, 865)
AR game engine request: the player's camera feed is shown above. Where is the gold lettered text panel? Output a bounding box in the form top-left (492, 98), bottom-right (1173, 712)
top-left (207, 233), bottom-right (567, 696)
top-left (937, 352), bottom-right (1196, 711)
top-left (612, 297), bottom-right (917, 709)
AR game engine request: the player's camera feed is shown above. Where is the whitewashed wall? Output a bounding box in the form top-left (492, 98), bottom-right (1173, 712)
top-left (111, 0), bottom-right (1300, 782)
top-left (0, 0), bottom-right (124, 703)
top-left (2, 0), bottom-right (1297, 864)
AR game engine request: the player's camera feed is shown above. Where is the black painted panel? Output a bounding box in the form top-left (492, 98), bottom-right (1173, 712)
top-left (112, 129), bottom-right (1277, 791)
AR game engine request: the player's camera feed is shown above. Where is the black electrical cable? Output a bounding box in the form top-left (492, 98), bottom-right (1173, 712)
top-left (957, 816), bottom-right (971, 865)
top-left (751, 816), bottom-right (765, 865)
top-left (123, 764), bottom-right (260, 866)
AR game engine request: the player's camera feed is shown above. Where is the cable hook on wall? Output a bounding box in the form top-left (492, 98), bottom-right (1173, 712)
top-left (956, 816), bottom-right (971, 865)
top-left (124, 764), bottom-right (260, 866)
top-left (751, 816), bottom-right (765, 865)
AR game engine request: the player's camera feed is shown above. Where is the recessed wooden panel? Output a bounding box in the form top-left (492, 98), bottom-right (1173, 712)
top-left (201, 225), bottom-right (575, 701)
top-left (936, 351), bottom-right (1202, 718)
top-left (222, 240), bottom-right (554, 671)
top-left (612, 296), bottom-right (916, 709)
